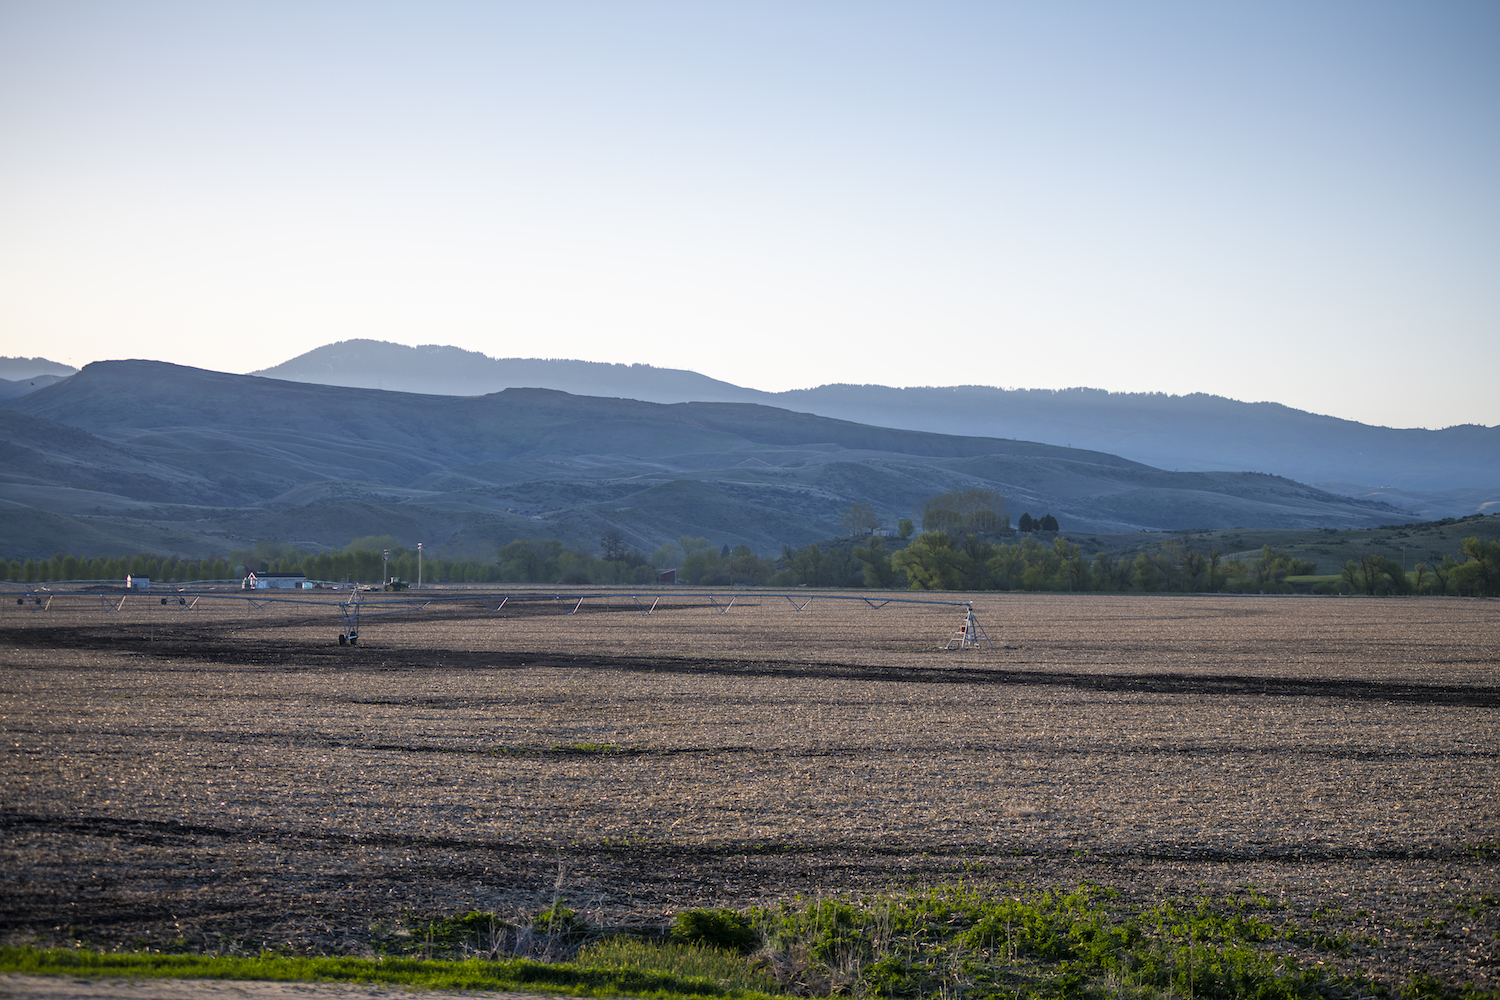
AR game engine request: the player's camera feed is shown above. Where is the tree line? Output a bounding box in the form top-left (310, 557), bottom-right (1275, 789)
top-left (0, 536), bottom-right (1338, 590)
top-left (6, 525), bottom-right (1497, 597)
top-left (3, 553), bottom-right (238, 585)
top-left (1339, 537), bottom-right (1499, 597)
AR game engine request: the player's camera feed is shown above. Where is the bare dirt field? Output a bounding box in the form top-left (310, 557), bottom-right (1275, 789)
top-left (1, 590), bottom-right (1496, 992)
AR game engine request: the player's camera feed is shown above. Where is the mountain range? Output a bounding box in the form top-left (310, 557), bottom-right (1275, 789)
top-left (255, 341), bottom-right (1500, 507)
top-left (0, 359), bottom-right (1419, 561)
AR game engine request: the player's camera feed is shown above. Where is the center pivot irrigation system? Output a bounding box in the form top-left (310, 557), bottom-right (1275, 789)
top-left (7, 585), bottom-right (996, 650)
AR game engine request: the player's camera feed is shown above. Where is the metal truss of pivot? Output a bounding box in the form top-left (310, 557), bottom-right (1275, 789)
top-left (336, 592), bottom-right (430, 642)
top-left (17, 590), bottom-right (52, 611)
top-left (30, 586), bottom-right (996, 651)
top-left (338, 596), bottom-right (361, 645)
top-left (945, 605), bottom-right (995, 650)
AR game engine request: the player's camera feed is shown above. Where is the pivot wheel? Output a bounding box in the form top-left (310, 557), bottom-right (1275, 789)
top-left (338, 633), bottom-right (348, 646)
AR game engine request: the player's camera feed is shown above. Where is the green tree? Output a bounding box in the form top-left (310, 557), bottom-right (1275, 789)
top-left (600, 530), bottom-right (628, 562)
top-left (1432, 554), bottom-right (1460, 595)
top-left (855, 537), bottom-right (898, 588)
top-left (1341, 553), bottom-right (1407, 595)
top-left (920, 488), bottom-right (1009, 536)
top-left (345, 535), bottom-right (400, 554)
top-left (681, 546), bottom-right (726, 585)
top-left (498, 539), bottom-right (562, 583)
top-left (650, 541), bottom-right (684, 568)
top-left (1453, 536), bottom-right (1500, 596)
top-left (1132, 551), bottom-right (1160, 591)
top-left (987, 544), bottom-right (1026, 590)
top-left (1240, 545), bottom-right (1318, 593)
top-left (943, 534), bottom-right (996, 591)
top-left (896, 518), bottom-right (915, 540)
top-left (893, 532), bottom-right (966, 590)
top-left (1180, 549), bottom-right (1207, 591)
top-left (1089, 551), bottom-right (1118, 590)
top-left (783, 543), bottom-right (826, 587)
top-left (727, 545), bottom-right (773, 585)
top-left (679, 536), bottom-right (714, 558)
top-left (1054, 536), bottom-right (1086, 591)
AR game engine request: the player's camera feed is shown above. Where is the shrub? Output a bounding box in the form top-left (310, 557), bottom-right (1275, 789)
top-left (533, 903), bottom-right (587, 938)
top-left (669, 908), bottom-right (758, 954)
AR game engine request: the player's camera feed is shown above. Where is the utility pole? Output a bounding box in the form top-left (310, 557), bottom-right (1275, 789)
top-left (417, 542), bottom-right (423, 590)
top-left (382, 548), bottom-right (389, 587)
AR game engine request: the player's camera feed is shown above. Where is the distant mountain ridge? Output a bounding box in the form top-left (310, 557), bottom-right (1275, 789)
top-left (254, 341), bottom-right (764, 403)
top-left (0, 356), bottom-right (78, 380)
top-left (0, 360), bottom-right (1406, 560)
top-left (0, 357), bottom-right (77, 400)
top-left (255, 340), bottom-right (1500, 499)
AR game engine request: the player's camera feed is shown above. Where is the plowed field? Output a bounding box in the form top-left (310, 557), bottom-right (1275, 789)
top-left (2, 590), bottom-right (1496, 991)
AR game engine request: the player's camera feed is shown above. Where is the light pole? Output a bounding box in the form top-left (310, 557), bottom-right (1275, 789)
top-left (417, 542), bottom-right (423, 590)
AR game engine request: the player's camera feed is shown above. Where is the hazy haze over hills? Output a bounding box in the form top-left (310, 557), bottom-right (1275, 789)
top-left (256, 341), bottom-right (1500, 508)
top-left (0, 360), bottom-right (1409, 560)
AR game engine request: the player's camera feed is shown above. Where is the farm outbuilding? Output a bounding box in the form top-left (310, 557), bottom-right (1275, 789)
top-left (242, 571), bottom-right (308, 590)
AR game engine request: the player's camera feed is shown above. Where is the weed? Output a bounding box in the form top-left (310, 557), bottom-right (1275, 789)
top-left (739, 884), bottom-right (1391, 999)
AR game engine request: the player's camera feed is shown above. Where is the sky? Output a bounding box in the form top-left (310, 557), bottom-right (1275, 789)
top-left (1, 1), bottom-right (1496, 430)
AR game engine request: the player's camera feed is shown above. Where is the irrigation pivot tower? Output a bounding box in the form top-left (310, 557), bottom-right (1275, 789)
top-left (945, 604), bottom-right (994, 650)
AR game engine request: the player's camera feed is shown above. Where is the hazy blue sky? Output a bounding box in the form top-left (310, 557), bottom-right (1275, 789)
top-left (1, 1), bottom-right (1496, 429)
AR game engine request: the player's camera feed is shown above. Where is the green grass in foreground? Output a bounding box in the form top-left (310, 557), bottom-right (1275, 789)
top-left (4, 884), bottom-right (1494, 1000)
top-left (0, 947), bottom-right (774, 999)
